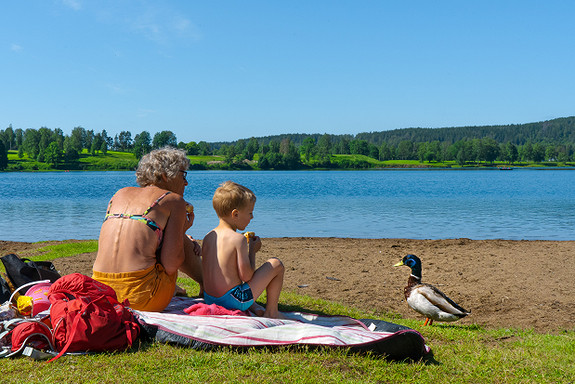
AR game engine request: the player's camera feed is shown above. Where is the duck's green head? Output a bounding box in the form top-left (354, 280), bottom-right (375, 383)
top-left (394, 254), bottom-right (422, 277)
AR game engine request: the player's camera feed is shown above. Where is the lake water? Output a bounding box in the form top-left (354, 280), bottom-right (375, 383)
top-left (1, 169), bottom-right (574, 242)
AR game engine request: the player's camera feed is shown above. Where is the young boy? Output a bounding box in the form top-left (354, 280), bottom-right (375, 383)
top-left (201, 181), bottom-right (285, 318)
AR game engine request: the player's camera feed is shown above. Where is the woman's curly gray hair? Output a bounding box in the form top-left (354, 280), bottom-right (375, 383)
top-left (135, 147), bottom-right (190, 187)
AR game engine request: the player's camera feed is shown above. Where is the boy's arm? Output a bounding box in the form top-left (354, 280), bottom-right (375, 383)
top-left (248, 236), bottom-right (261, 270)
top-left (237, 235), bottom-right (258, 282)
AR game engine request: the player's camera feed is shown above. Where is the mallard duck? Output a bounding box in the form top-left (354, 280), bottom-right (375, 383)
top-left (394, 254), bottom-right (470, 326)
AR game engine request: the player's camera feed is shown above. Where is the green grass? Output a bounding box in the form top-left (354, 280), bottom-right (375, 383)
top-left (21, 240), bottom-right (98, 262)
top-left (0, 241), bottom-right (98, 274)
top-left (2, 240), bottom-right (575, 383)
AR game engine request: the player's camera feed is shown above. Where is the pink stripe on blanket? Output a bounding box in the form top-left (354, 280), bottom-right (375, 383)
top-left (184, 303), bottom-right (249, 316)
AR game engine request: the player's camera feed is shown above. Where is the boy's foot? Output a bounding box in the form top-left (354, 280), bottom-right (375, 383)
top-left (249, 303), bottom-right (265, 316)
top-left (174, 284), bottom-right (188, 297)
top-left (264, 310), bottom-right (288, 320)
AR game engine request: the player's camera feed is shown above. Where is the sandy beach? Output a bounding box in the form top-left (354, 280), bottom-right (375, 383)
top-left (2, 237), bottom-right (574, 333)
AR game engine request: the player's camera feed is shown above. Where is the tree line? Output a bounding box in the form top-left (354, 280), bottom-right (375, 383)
top-left (1, 116), bottom-right (575, 171)
top-left (194, 116), bottom-right (575, 168)
top-left (0, 126), bottom-right (186, 170)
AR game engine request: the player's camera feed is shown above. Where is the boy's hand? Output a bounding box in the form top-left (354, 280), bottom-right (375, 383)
top-left (249, 235), bottom-right (262, 254)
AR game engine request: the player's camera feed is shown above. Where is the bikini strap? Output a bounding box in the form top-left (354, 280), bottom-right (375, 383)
top-left (105, 191), bottom-right (120, 215)
top-left (143, 191), bottom-right (172, 216)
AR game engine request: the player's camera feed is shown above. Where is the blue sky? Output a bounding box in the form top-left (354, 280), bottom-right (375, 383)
top-left (2, 1), bottom-right (574, 143)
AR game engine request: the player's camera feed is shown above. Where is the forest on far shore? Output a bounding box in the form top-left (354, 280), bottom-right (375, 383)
top-left (1, 116), bottom-right (575, 171)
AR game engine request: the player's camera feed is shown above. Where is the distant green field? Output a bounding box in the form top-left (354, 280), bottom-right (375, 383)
top-left (77, 151), bottom-right (139, 170)
top-left (4, 149), bottom-right (574, 171)
top-left (6, 150), bottom-right (139, 171)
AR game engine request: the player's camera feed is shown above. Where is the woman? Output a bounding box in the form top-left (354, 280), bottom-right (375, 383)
top-left (93, 147), bottom-right (203, 311)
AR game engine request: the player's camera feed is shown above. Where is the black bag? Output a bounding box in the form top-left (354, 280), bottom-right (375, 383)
top-left (1, 254), bottom-right (61, 289)
top-left (0, 274), bottom-right (10, 303)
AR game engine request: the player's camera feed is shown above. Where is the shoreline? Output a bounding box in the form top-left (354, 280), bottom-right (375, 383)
top-left (4, 165), bottom-right (575, 173)
top-left (3, 236), bottom-right (575, 243)
top-left (2, 237), bottom-right (574, 332)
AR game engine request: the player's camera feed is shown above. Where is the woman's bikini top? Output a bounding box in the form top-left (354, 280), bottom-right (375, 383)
top-left (103, 191), bottom-right (171, 248)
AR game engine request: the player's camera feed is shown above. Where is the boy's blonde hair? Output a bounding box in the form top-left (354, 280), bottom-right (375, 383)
top-left (212, 181), bottom-right (256, 217)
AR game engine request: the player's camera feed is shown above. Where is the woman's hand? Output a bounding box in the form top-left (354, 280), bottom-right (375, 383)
top-left (184, 204), bottom-right (195, 231)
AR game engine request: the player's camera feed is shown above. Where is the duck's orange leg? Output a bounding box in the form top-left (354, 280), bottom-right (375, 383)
top-left (423, 318), bottom-right (433, 326)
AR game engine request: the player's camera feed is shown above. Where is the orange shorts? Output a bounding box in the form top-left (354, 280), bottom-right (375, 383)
top-left (92, 263), bottom-right (177, 312)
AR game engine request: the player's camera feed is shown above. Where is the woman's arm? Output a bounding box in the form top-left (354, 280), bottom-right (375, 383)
top-left (159, 197), bottom-right (190, 275)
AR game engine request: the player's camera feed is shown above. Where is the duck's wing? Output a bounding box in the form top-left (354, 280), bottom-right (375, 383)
top-left (415, 284), bottom-right (470, 316)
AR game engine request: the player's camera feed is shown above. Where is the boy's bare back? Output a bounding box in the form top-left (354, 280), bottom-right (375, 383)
top-left (202, 225), bottom-right (254, 298)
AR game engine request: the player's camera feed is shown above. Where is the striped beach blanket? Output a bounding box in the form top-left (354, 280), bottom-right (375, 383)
top-left (134, 297), bottom-right (430, 360)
